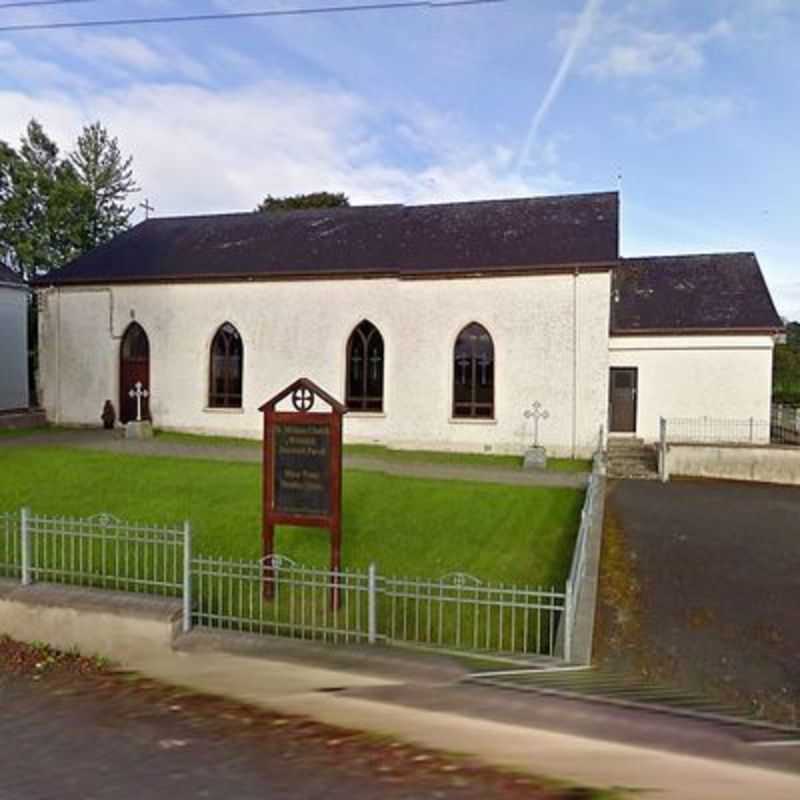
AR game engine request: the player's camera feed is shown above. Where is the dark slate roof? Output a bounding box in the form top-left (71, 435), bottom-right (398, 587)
top-left (36, 192), bottom-right (619, 285)
top-left (0, 261), bottom-right (26, 289)
top-left (612, 253), bottom-right (783, 334)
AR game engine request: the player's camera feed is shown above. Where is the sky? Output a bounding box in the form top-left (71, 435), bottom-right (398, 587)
top-left (0, 0), bottom-right (798, 319)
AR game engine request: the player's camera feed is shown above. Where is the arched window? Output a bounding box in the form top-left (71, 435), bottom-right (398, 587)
top-left (121, 321), bottom-right (149, 362)
top-left (346, 320), bottom-right (384, 412)
top-left (453, 323), bottom-right (494, 419)
top-left (209, 323), bottom-right (243, 408)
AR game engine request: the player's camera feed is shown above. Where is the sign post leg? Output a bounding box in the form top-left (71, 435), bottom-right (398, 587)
top-left (262, 522), bottom-right (275, 600)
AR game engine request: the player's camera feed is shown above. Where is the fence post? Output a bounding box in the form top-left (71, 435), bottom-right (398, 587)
top-left (367, 562), bottom-right (377, 645)
top-left (563, 580), bottom-right (573, 663)
top-left (658, 417), bottom-right (669, 483)
top-left (20, 507), bottom-right (32, 586)
top-left (182, 520), bottom-right (192, 634)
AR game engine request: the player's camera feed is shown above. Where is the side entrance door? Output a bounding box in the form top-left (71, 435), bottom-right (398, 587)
top-left (119, 322), bottom-right (150, 423)
top-left (609, 367), bottom-right (637, 433)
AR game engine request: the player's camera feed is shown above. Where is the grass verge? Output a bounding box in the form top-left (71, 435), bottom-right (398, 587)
top-left (0, 446), bottom-right (583, 586)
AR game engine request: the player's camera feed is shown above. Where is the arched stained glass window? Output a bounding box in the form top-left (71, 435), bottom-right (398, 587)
top-left (453, 322), bottom-right (494, 419)
top-left (209, 323), bottom-right (243, 408)
top-left (346, 320), bottom-right (384, 412)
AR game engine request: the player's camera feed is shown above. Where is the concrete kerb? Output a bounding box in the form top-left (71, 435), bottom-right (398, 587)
top-left (174, 627), bottom-right (470, 686)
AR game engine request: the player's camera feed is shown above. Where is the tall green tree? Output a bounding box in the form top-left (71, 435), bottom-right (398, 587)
top-left (0, 119), bottom-right (138, 278)
top-left (256, 191), bottom-right (349, 212)
top-left (773, 320), bottom-right (800, 403)
top-left (69, 122), bottom-right (138, 250)
top-left (0, 120), bottom-right (87, 279)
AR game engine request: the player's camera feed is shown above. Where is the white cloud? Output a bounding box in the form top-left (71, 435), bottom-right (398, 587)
top-left (587, 18), bottom-right (732, 79)
top-left (0, 77), bottom-right (563, 218)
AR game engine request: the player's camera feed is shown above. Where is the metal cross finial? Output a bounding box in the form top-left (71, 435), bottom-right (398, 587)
top-left (128, 381), bottom-right (149, 422)
top-left (140, 198), bottom-right (155, 219)
top-left (524, 401), bottom-right (550, 447)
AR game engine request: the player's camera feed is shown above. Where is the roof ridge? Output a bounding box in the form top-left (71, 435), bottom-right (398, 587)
top-left (146, 204), bottom-right (404, 223)
top-left (140, 190), bottom-right (619, 224)
top-left (621, 251), bottom-right (756, 262)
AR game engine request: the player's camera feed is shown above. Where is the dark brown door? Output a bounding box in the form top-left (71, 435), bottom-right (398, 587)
top-left (120, 323), bottom-right (150, 423)
top-left (609, 367), bottom-right (637, 433)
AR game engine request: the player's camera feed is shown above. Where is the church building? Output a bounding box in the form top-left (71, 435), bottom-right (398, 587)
top-left (34, 191), bottom-right (783, 457)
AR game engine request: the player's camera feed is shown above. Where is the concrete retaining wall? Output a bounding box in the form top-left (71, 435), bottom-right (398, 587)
top-left (0, 580), bottom-right (182, 660)
top-left (665, 443), bottom-right (800, 486)
top-left (569, 474), bottom-right (606, 665)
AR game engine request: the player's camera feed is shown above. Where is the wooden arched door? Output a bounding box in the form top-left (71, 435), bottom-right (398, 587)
top-left (120, 322), bottom-right (150, 423)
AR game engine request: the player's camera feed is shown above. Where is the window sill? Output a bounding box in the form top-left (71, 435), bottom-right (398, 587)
top-left (448, 417), bottom-right (497, 426)
top-left (203, 407), bottom-right (245, 414)
top-left (347, 411), bottom-right (387, 419)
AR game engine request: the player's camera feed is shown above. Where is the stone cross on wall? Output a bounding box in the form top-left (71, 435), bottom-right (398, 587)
top-left (128, 381), bottom-right (149, 422)
top-left (524, 401), bottom-right (550, 447)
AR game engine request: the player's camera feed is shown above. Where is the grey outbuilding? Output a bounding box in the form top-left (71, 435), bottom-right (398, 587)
top-left (0, 262), bottom-right (29, 413)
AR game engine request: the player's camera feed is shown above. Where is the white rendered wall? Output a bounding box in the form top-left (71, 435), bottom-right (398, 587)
top-left (608, 335), bottom-right (775, 442)
top-left (38, 272), bottom-right (611, 457)
top-left (0, 286), bottom-right (29, 411)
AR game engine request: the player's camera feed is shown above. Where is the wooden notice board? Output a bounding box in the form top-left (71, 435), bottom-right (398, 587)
top-left (260, 378), bottom-right (345, 607)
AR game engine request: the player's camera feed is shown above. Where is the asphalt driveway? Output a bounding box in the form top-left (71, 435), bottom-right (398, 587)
top-left (595, 478), bottom-right (800, 725)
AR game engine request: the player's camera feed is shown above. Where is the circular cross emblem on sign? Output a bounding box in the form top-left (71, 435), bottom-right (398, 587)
top-left (291, 387), bottom-right (315, 412)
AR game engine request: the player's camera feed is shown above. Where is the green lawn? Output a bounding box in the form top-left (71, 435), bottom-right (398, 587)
top-left (0, 426), bottom-right (50, 438)
top-left (0, 446), bottom-right (583, 587)
top-left (153, 430), bottom-right (591, 473)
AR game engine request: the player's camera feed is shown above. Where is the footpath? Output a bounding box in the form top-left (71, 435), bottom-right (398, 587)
top-left (2, 428), bottom-right (587, 489)
top-left (127, 629), bottom-right (800, 800)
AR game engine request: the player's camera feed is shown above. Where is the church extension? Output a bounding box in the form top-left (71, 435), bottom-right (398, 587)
top-left (34, 191), bottom-right (783, 457)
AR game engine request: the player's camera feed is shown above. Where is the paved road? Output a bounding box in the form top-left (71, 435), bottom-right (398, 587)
top-left (0, 671), bottom-right (546, 800)
top-left (1, 429), bottom-right (588, 488)
top-left (596, 478), bottom-right (800, 724)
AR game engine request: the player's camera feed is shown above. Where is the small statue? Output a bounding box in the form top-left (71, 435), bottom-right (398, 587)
top-left (101, 400), bottom-right (116, 430)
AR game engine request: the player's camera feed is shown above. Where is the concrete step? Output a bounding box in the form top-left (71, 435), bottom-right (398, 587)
top-left (607, 460), bottom-right (657, 468)
top-left (607, 471), bottom-right (659, 481)
top-left (608, 444), bottom-right (652, 455)
top-left (607, 437), bottom-right (658, 481)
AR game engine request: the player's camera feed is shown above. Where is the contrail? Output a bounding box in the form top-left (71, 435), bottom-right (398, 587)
top-left (516, 0), bottom-right (602, 172)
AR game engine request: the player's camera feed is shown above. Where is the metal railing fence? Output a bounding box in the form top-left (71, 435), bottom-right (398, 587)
top-left (661, 412), bottom-right (800, 447)
top-left (20, 509), bottom-right (188, 599)
top-left (383, 574), bottom-right (564, 655)
top-left (191, 556), bottom-right (564, 655)
top-left (771, 404), bottom-right (800, 445)
top-left (192, 555), bottom-right (373, 644)
top-left (2, 506), bottom-right (585, 658)
top-left (663, 416), bottom-right (771, 444)
top-left (563, 448), bottom-right (604, 661)
top-left (0, 510), bottom-right (20, 579)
